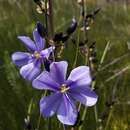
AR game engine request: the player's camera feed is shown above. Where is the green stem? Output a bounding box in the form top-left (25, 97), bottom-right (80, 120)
top-left (37, 113), bottom-right (42, 130)
top-left (104, 107), bottom-right (114, 130)
top-left (78, 107), bottom-right (87, 130)
top-left (45, 0), bottom-right (48, 35)
top-left (27, 98), bottom-right (33, 116)
top-left (63, 124), bottom-right (67, 130)
top-left (36, 90), bottom-right (47, 130)
top-left (73, 8), bottom-right (83, 68)
top-left (99, 41), bottom-right (110, 69)
top-left (94, 105), bottom-right (98, 123)
top-left (48, 0), bottom-right (55, 62)
top-left (48, 0), bottom-right (54, 36)
top-left (47, 118), bottom-right (52, 130)
top-left (78, 80), bottom-right (97, 130)
top-left (73, 27), bottom-right (80, 68)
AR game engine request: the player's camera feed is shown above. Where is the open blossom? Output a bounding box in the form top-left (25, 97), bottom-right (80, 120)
top-left (12, 25), bottom-right (54, 81)
top-left (32, 61), bottom-right (98, 125)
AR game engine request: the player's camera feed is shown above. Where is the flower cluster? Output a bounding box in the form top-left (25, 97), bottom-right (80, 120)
top-left (12, 26), bottom-right (54, 80)
top-left (11, 23), bottom-right (98, 125)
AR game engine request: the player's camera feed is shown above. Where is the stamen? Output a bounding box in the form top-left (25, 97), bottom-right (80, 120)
top-left (34, 52), bottom-right (41, 59)
top-left (60, 84), bottom-right (70, 93)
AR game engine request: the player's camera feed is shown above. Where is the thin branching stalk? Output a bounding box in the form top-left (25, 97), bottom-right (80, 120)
top-left (48, 0), bottom-right (54, 36)
top-left (48, 0), bottom-right (55, 61)
top-left (45, 0), bottom-right (48, 35)
top-left (73, 26), bottom-right (81, 68)
top-left (72, 3), bottom-right (83, 68)
top-left (77, 1), bottom-right (92, 130)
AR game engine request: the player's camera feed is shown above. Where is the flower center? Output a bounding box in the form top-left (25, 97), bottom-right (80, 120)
top-left (34, 52), bottom-right (41, 59)
top-left (60, 84), bottom-right (70, 93)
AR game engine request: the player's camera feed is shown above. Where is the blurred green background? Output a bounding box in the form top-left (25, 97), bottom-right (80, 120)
top-left (0, 0), bottom-right (130, 130)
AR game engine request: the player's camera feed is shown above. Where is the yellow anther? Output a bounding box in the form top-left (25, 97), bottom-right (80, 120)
top-left (60, 84), bottom-right (70, 93)
top-left (34, 52), bottom-right (41, 59)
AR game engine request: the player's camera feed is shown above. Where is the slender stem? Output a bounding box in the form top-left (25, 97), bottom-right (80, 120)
top-left (78, 102), bottom-right (82, 111)
top-left (73, 26), bottom-right (80, 68)
top-left (37, 113), bottom-right (42, 130)
top-left (36, 91), bottom-right (47, 130)
top-left (48, 0), bottom-right (55, 61)
top-left (99, 41), bottom-right (110, 69)
top-left (82, 0), bottom-right (85, 18)
top-left (104, 107), bottom-right (114, 130)
top-left (78, 107), bottom-right (87, 130)
top-left (77, 1), bottom-right (90, 130)
top-left (63, 124), bottom-right (67, 130)
top-left (94, 105), bottom-right (98, 123)
top-left (47, 118), bottom-right (52, 130)
top-left (72, 7), bottom-right (83, 68)
top-left (45, 0), bottom-right (48, 36)
top-left (27, 98), bottom-right (33, 116)
top-left (48, 0), bottom-right (54, 36)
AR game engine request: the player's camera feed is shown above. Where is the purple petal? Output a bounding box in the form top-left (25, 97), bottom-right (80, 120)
top-left (20, 60), bottom-right (41, 81)
top-left (50, 61), bottom-right (68, 84)
top-left (12, 52), bottom-right (31, 67)
top-left (57, 94), bottom-right (77, 125)
top-left (69, 86), bottom-right (98, 107)
top-left (40, 93), bottom-right (62, 117)
top-left (18, 36), bottom-right (36, 52)
top-left (67, 66), bottom-right (92, 88)
top-left (33, 29), bottom-right (45, 51)
top-left (40, 46), bottom-right (55, 59)
top-left (32, 71), bottom-right (60, 91)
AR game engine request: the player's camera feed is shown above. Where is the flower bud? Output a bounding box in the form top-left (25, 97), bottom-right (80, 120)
top-left (37, 22), bottom-right (47, 37)
top-left (66, 18), bottom-right (77, 35)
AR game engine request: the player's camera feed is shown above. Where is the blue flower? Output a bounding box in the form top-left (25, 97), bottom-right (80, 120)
top-left (32, 61), bottom-right (98, 125)
top-left (12, 25), bottom-right (54, 81)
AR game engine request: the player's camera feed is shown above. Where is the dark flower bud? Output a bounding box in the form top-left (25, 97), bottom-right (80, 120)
top-left (101, 111), bottom-right (109, 120)
top-left (86, 8), bottom-right (101, 20)
top-left (71, 38), bottom-right (76, 45)
top-left (82, 10), bottom-right (85, 17)
top-left (66, 18), bottom-right (77, 35)
top-left (24, 118), bottom-right (32, 130)
top-left (37, 22), bottom-right (47, 37)
top-left (92, 76), bottom-right (96, 81)
top-left (93, 8), bottom-right (101, 16)
top-left (61, 34), bottom-right (69, 43)
top-left (79, 42), bottom-right (85, 47)
top-left (86, 14), bottom-right (93, 20)
top-left (105, 100), bottom-right (115, 107)
top-left (0, 59), bottom-right (3, 66)
top-left (89, 42), bottom-right (96, 49)
top-left (53, 32), bottom-right (63, 42)
top-left (33, 0), bottom-right (40, 3)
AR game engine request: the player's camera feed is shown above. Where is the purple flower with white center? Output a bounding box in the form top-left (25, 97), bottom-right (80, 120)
top-left (32, 61), bottom-right (98, 125)
top-left (12, 26), bottom-right (54, 81)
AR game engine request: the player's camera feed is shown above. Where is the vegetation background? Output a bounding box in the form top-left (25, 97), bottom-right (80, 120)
top-left (0, 0), bottom-right (130, 130)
